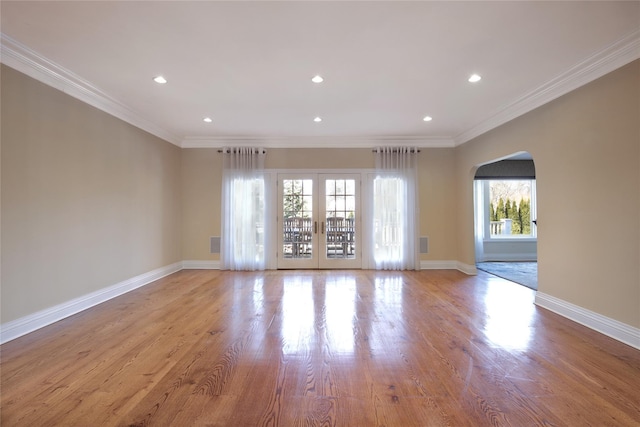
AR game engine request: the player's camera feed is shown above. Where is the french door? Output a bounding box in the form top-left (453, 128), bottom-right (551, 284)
top-left (277, 173), bottom-right (361, 269)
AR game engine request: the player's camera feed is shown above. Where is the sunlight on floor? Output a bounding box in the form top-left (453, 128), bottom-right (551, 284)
top-left (483, 279), bottom-right (536, 351)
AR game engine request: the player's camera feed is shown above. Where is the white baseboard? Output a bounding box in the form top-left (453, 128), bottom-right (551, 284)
top-left (181, 260), bottom-right (220, 269)
top-left (456, 262), bottom-right (478, 275)
top-left (420, 260), bottom-right (457, 270)
top-left (535, 292), bottom-right (640, 350)
top-left (0, 262), bottom-right (182, 345)
top-left (420, 260), bottom-right (477, 275)
top-left (4, 262), bottom-right (636, 351)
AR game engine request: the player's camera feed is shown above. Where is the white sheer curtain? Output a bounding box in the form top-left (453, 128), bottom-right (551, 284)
top-left (221, 147), bottom-right (270, 270)
top-left (370, 147), bottom-right (419, 270)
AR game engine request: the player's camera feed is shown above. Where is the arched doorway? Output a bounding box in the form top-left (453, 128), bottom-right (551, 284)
top-left (473, 153), bottom-right (538, 290)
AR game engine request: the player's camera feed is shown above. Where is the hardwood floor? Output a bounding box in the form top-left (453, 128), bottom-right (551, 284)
top-left (1, 269), bottom-right (639, 426)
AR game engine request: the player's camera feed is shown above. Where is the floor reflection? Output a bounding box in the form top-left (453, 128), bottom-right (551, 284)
top-left (369, 276), bottom-right (405, 355)
top-left (248, 275), bottom-right (267, 355)
top-left (280, 274), bottom-right (358, 356)
top-left (252, 276), bottom-right (265, 310)
top-left (325, 275), bottom-right (356, 354)
top-left (281, 276), bottom-right (315, 355)
top-left (279, 274), bottom-right (410, 358)
top-left (373, 276), bottom-right (404, 307)
top-left (483, 279), bottom-right (535, 351)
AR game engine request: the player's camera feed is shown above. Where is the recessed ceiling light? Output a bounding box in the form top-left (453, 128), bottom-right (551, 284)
top-left (311, 75), bottom-right (324, 83)
top-left (423, 116), bottom-right (433, 122)
top-left (153, 75), bottom-right (167, 84)
top-left (314, 117), bottom-right (322, 122)
top-left (203, 117), bottom-right (212, 123)
top-left (468, 74), bottom-right (482, 83)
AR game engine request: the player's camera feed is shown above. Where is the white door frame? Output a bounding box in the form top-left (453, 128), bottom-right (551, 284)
top-left (274, 170), bottom-right (365, 269)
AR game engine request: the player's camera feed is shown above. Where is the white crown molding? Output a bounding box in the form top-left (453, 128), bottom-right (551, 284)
top-left (535, 292), bottom-right (640, 350)
top-left (0, 33), bottom-right (181, 147)
top-left (3, 27), bottom-right (638, 151)
top-left (454, 29), bottom-right (640, 146)
top-left (181, 135), bottom-right (455, 149)
top-left (0, 262), bottom-right (182, 344)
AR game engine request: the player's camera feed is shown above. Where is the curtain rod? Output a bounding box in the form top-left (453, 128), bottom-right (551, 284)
top-left (372, 148), bottom-right (420, 153)
top-left (218, 149), bottom-right (266, 154)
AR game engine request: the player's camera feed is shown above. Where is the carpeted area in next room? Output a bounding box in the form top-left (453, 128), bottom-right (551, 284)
top-left (476, 262), bottom-right (538, 290)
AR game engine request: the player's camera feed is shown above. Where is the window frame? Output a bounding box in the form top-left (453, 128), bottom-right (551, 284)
top-left (481, 179), bottom-right (537, 241)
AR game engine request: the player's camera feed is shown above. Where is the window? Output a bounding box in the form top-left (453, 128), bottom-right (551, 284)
top-left (372, 176), bottom-right (406, 264)
top-left (220, 148), bottom-right (270, 271)
top-left (222, 175), bottom-right (267, 268)
top-left (369, 147), bottom-right (419, 270)
top-left (485, 180), bottom-right (536, 238)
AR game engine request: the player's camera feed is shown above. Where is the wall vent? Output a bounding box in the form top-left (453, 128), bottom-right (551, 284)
top-left (210, 236), bottom-right (221, 254)
top-left (419, 237), bottom-right (429, 254)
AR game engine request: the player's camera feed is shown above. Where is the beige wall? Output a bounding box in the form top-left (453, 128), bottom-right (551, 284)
top-left (181, 147), bottom-right (458, 262)
top-left (455, 60), bottom-right (640, 328)
top-left (3, 58), bottom-right (638, 332)
top-left (417, 148), bottom-right (457, 261)
top-left (265, 148), bottom-right (374, 170)
top-left (181, 148), bottom-right (222, 261)
top-left (1, 65), bottom-right (182, 323)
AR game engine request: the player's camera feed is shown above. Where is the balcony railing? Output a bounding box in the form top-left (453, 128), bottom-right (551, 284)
top-left (490, 219), bottom-right (512, 235)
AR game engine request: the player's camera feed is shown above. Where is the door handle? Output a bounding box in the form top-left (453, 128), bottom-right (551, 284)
top-left (314, 221), bottom-right (318, 234)
top-left (321, 221), bottom-right (325, 234)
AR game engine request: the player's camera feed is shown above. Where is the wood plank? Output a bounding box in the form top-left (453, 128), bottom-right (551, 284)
top-left (1, 269), bottom-right (639, 426)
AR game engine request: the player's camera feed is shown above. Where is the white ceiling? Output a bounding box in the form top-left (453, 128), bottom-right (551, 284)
top-left (2, 1), bottom-right (639, 148)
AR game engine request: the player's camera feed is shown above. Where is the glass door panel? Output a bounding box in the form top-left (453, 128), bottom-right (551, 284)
top-left (278, 173), bottom-right (361, 269)
top-left (323, 179), bottom-right (355, 257)
top-left (319, 174), bottom-right (361, 269)
top-left (278, 175), bottom-right (317, 269)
